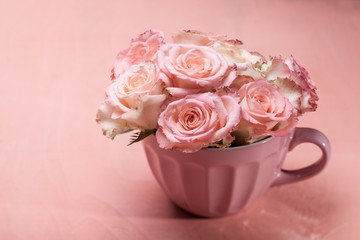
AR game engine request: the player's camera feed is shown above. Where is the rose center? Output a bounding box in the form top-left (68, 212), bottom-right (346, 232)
top-left (249, 88), bottom-right (273, 113)
top-left (185, 112), bottom-right (196, 124)
top-left (179, 107), bottom-right (204, 130)
top-left (182, 49), bottom-right (209, 72)
top-left (187, 58), bottom-right (205, 71)
top-left (123, 72), bottom-right (152, 94)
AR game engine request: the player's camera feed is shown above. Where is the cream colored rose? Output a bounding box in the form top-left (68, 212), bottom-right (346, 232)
top-left (97, 62), bottom-right (166, 139)
top-left (261, 56), bottom-right (318, 114)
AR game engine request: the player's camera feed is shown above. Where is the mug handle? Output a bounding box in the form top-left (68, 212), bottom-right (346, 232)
top-left (271, 127), bottom-right (331, 187)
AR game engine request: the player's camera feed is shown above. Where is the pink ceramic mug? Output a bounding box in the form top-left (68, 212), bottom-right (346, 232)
top-left (142, 127), bottom-right (331, 217)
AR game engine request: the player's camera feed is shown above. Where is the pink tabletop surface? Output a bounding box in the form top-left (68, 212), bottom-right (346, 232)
top-left (1, 0), bottom-right (359, 239)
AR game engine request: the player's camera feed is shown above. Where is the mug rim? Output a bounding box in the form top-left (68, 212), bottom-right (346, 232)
top-left (204, 135), bottom-right (276, 151)
top-left (143, 129), bottom-right (295, 152)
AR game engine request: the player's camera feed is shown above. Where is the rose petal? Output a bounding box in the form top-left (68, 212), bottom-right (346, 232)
top-left (266, 107), bottom-right (298, 137)
top-left (122, 94), bottom-right (166, 129)
top-left (263, 57), bottom-right (291, 81)
top-left (165, 87), bottom-right (200, 97)
top-left (172, 30), bottom-right (214, 46)
top-left (96, 102), bottom-right (129, 140)
top-left (273, 78), bottom-right (302, 112)
top-left (172, 30), bottom-right (243, 46)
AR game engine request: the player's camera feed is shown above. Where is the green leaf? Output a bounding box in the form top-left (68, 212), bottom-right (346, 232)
top-left (128, 129), bottom-right (156, 146)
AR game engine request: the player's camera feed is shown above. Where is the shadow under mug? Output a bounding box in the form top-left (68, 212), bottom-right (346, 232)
top-left (142, 127), bottom-right (331, 217)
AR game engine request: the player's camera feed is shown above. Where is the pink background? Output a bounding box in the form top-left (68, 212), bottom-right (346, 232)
top-left (0, 0), bottom-right (359, 239)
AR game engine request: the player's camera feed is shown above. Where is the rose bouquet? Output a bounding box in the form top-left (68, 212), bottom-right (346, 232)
top-left (96, 29), bottom-right (318, 153)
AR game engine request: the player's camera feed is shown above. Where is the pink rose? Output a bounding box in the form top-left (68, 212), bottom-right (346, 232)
top-left (235, 80), bottom-right (298, 143)
top-left (97, 62), bottom-right (166, 139)
top-left (262, 56), bottom-right (318, 114)
top-left (111, 29), bottom-right (165, 80)
top-left (158, 44), bottom-right (236, 96)
top-left (173, 30), bottom-right (265, 90)
top-left (156, 92), bottom-right (241, 153)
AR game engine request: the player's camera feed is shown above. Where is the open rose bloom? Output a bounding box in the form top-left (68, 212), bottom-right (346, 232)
top-left (96, 29), bottom-right (318, 153)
